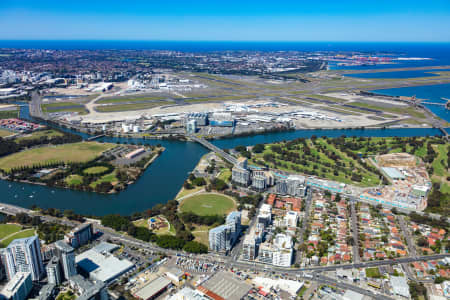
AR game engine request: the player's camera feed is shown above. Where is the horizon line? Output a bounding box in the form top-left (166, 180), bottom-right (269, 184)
top-left (1, 39), bottom-right (450, 43)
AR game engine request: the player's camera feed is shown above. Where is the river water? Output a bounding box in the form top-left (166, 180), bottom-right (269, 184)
top-left (0, 104), bottom-right (444, 216)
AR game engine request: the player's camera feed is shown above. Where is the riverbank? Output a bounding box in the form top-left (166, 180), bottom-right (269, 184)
top-left (0, 142), bottom-right (165, 195)
top-left (0, 96), bottom-right (447, 216)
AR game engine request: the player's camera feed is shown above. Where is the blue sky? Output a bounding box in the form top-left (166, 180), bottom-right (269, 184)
top-left (1, 0), bottom-right (449, 41)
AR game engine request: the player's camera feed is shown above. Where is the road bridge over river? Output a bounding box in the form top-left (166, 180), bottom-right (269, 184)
top-left (187, 135), bottom-right (237, 165)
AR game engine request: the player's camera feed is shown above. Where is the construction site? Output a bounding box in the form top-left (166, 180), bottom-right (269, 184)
top-left (360, 153), bottom-right (432, 211)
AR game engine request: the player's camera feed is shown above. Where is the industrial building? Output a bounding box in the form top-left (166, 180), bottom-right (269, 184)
top-left (390, 276), bottom-right (410, 298)
top-left (382, 167), bottom-right (406, 180)
top-left (210, 112), bottom-right (235, 127)
top-left (186, 112), bottom-right (208, 126)
top-left (166, 287), bottom-right (209, 300)
top-left (197, 271), bottom-right (251, 300)
top-left (75, 244), bottom-right (134, 283)
top-left (125, 147), bottom-right (145, 159)
top-left (133, 276), bottom-right (172, 300)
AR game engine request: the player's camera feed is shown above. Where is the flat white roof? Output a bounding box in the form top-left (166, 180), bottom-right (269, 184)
top-left (76, 249), bottom-right (134, 282)
top-left (390, 276), bottom-right (410, 298)
top-left (134, 276), bottom-right (171, 299)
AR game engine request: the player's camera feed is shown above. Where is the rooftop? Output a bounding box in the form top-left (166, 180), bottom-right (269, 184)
top-left (134, 276), bottom-right (171, 300)
top-left (75, 248), bottom-right (134, 283)
top-left (1, 272), bottom-right (31, 298)
top-left (382, 167), bottom-right (406, 180)
top-left (197, 271), bottom-right (251, 300)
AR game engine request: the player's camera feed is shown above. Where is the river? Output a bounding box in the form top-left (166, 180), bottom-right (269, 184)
top-left (0, 104), bottom-right (444, 216)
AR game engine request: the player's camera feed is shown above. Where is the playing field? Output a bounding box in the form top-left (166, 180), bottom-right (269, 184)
top-left (0, 228), bottom-right (35, 248)
top-left (0, 142), bottom-right (115, 171)
top-left (15, 129), bottom-right (63, 142)
top-left (0, 224), bottom-right (22, 239)
top-left (90, 172), bottom-right (117, 188)
top-left (83, 166), bottom-right (108, 175)
top-left (65, 174), bottom-right (83, 186)
top-left (179, 193), bottom-right (236, 216)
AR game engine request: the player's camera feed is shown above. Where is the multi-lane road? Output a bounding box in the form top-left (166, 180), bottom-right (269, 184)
top-left (1, 201), bottom-right (449, 299)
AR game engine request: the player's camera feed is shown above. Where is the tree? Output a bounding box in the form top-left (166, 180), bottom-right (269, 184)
top-left (253, 144), bottom-right (265, 153)
top-left (183, 241), bottom-right (208, 253)
top-left (417, 236), bottom-right (428, 247)
top-left (192, 177), bottom-right (206, 186)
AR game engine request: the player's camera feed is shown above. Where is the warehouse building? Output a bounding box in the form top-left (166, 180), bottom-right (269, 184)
top-left (133, 276), bottom-right (172, 300)
top-left (75, 246), bottom-right (134, 283)
top-left (197, 271), bottom-right (251, 300)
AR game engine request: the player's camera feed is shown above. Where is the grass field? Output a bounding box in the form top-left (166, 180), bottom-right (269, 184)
top-left (432, 145), bottom-right (448, 177)
top-left (250, 138), bottom-right (383, 187)
top-left (430, 144), bottom-right (450, 196)
top-left (65, 174), bottom-right (83, 186)
top-left (176, 186), bottom-right (204, 200)
top-left (133, 219), bottom-right (148, 228)
top-left (0, 229), bottom-right (35, 248)
top-left (83, 166), bottom-right (108, 175)
top-left (304, 94), bottom-right (347, 103)
top-left (96, 96), bottom-right (171, 104)
top-left (0, 224), bottom-right (22, 239)
top-left (350, 101), bottom-right (426, 119)
top-left (15, 129), bottom-right (63, 142)
top-left (42, 102), bottom-right (83, 110)
top-left (217, 169), bottom-right (231, 182)
top-left (96, 101), bottom-right (174, 112)
top-left (0, 110), bottom-right (19, 119)
top-left (90, 172), bottom-right (118, 188)
top-left (179, 193), bottom-right (236, 216)
top-left (0, 142), bottom-right (114, 172)
top-left (0, 129), bottom-right (13, 138)
top-left (192, 225), bottom-right (210, 246)
top-left (365, 267), bottom-right (382, 278)
top-left (42, 102), bottom-right (87, 115)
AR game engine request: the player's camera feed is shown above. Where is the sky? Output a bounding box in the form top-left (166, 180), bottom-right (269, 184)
top-left (1, 0), bottom-right (450, 42)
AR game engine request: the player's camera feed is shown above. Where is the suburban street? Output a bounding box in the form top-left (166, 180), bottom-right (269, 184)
top-left (296, 189), bottom-right (312, 264)
top-left (350, 199), bottom-right (361, 264)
